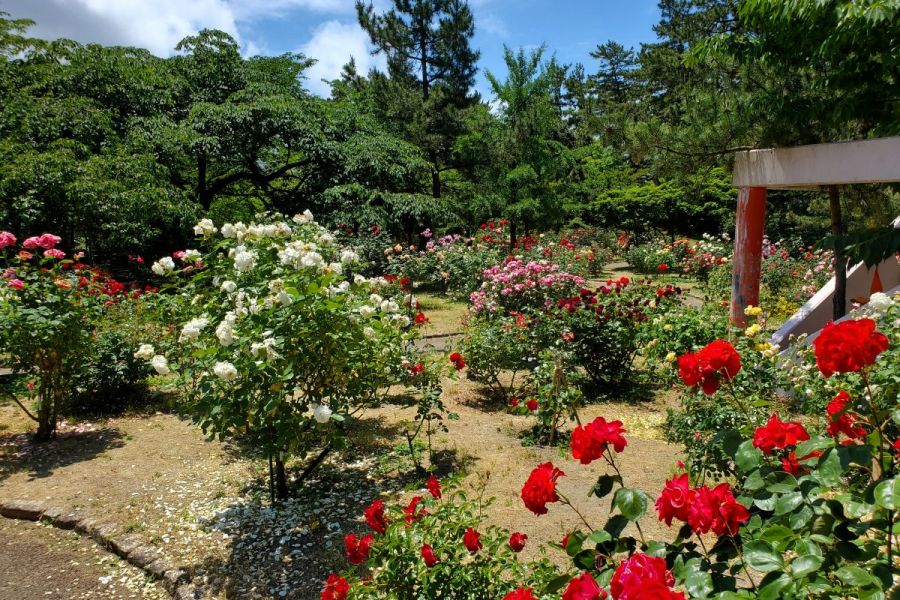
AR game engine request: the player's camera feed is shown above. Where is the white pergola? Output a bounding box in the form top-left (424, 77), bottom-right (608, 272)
top-left (730, 136), bottom-right (900, 325)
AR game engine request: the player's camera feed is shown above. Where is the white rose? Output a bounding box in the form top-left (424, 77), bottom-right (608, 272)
top-left (134, 344), bottom-right (155, 360)
top-left (216, 320), bottom-right (234, 346)
top-left (193, 218), bottom-right (216, 237)
top-left (312, 404), bottom-right (332, 424)
top-left (869, 292), bottom-right (892, 311)
top-left (363, 326), bottom-right (376, 339)
top-left (369, 294), bottom-right (383, 307)
top-left (359, 305), bottom-right (375, 317)
top-left (292, 209), bottom-right (314, 224)
top-left (183, 249), bottom-right (201, 262)
top-left (151, 355), bottom-right (170, 375)
top-left (151, 256), bottom-right (175, 275)
top-left (220, 223), bottom-right (237, 238)
top-left (180, 317), bottom-right (209, 341)
top-left (277, 290), bottom-right (293, 306)
top-left (233, 248), bottom-right (257, 273)
top-left (300, 252), bottom-right (324, 269)
top-left (341, 249), bottom-right (359, 265)
top-left (221, 280), bottom-right (237, 293)
top-left (213, 361), bottom-right (239, 382)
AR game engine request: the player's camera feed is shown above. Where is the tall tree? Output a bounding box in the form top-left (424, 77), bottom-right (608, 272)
top-left (356, 0), bottom-right (480, 198)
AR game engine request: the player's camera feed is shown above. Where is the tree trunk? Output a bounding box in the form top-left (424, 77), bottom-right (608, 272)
top-left (274, 455), bottom-right (289, 500)
top-left (829, 186), bottom-right (847, 320)
top-left (34, 387), bottom-right (55, 442)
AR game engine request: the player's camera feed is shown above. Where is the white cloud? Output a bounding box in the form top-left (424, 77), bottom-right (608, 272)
top-left (228, 0), bottom-right (357, 20)
top-left (4, 0), bottom-right (240, 56)
top-left (301, 20), bottom-right (385, 97)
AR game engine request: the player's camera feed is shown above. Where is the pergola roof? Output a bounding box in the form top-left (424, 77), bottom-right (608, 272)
top-left (733, 136), bottom-right (900, 190)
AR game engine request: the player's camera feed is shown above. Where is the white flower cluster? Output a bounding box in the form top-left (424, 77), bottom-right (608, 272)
top-left (221, 280), bottom-right (237, 293)
top-left (231, 246), bottom-right (258, 274)
top-left (216, 312), bottom-right (237, 346)
top-left (181, 317), bottom-right (209, 341)
top-left (182, 249), bottom-right (202, 262)
top-left (250, 334), bottom-right (280, 361)
top-left (213, 361), bottom-right (239, 382)
top-left (868, 292), bottom-right (893, 312)
top-left (134, 344), bottom-right (155, 360)
top-left (193, 219), bottom-right (217, 237)
top-left (151, 256), bottom-right (175, 276)
top-left (292, 209), bottom-right (314, 225)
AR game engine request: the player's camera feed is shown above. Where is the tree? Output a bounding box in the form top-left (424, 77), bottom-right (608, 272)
top-left (357, 0), bottom-right (480, 198)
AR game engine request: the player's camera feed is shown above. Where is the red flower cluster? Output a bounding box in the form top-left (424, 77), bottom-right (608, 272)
top-left (414, 311), bottom-right (429, 325)
top-left (421, 543), bottom-right (438, 567)
top-left (344, 533), bottom-right (373, 565)
top-left (570, 417), bottom-right (628, 464)
top-left (752, 414), bottom-right (810, 455)
top-left (826, 391), bottom-right (867, 441)
top-left (656, 476), bottom-right (749, 537)
top-left (320, 574), bottom-right (349, 600)
top-left (449, 352), bottom-right (466, 370)
top-left (403, 496), bottom-right (427, 525)
top-left (521, 462), bottom-right (565, 515)
top-left (610, 553), bottom-right (684, 600)
top-left (677, 340), bottom-right (741, 394)
top-left (426, 474), bottom-right (441, 499)
top-left (508, 532), bottom-right (528, 552)
top-left (463, 527), bottom-right (482, 553)
top-left (813, 318), bottom-right (889, 377)
top-left (504, 588), bottom-right (537, 600)
top-left (562, 572), bottom-right (605, 600)
top-left (364, 498), bottom-right (388, 534)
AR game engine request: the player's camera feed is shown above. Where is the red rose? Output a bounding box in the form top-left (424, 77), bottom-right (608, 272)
top-left (403, 496), bottom-right (427, 525)
top-left (508, 532), bottom-right (528, 552)
top-left (657, 263), bottom-right (669, 272)
top-left (813, 318), bottom-right (889, 377)
top-left (562, 572), bottom-right (605, 600)
top-left (364, 498), bottom-right (388, 534)
top-left (504, 588), bottom-right (537, 600)
top-left (463, 527), bottom-right (482, 553)
top-left (320, 574), bottom-right (349, 600)
top-left (611, 553), bottom-right (682, 600)
top-left (414, 311), bottom-right (429, 325)
top-left (521, 462), bottom-right (565, 515)
top-left (752, 414), bottom-right (810, 455)
top-left (510, 397), bottom-right (520, 407)
top-left (571, 417), bottom-right (628, 464)
top-left (449, 352), bottom-right (466, 370)
top-left (426, 474), bottom-right (442, 499)
top-left (526, 398), bottom-right (538, 411)
top-left (826, 391), bottom-right (867, 440)
top-left (560, 533), bottom-right (571, 549)
top-left (781, 451), bottom-right (801, 475)
top-left (655, 473), bottom-right (694, 526)
top-left (688, 483), bottom-right (749, 537)
top-left (677, 340), bottom-right (741, 395)
top-left (344, 533), bottom-right (374, 565)
top-left (894, 439), bottom-right (900, 452)
top-left (420, 543), bottom-right (439, 567)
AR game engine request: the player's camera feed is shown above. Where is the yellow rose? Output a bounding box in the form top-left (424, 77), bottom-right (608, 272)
top-left (745, 324), bottom-right (761, 338)
top-left (665, 351), bottom-right (677, 363)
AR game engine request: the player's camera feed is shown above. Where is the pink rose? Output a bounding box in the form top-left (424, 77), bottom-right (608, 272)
top-left (0, 231), bottom-right (15, 249)
top-left (7, 278), bottom-right (24, 290)
top-left (44, 249), bottom-right (66, 259)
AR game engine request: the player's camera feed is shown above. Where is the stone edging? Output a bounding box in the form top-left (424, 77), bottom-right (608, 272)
top-left (0, 499), bottom-right (200, 600)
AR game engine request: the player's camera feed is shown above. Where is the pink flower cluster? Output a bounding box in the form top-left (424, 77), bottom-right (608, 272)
top-left (22, 233), bottom-right (62, 250)
top-left (470, 259), bottom-right (584, 313)
top-left (0, 231), bottom-right (16, 249)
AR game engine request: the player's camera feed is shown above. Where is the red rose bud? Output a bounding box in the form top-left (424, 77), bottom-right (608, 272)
top-left (364, 498), bottom-right (388, 534)
top-left (420, 543), bottom-right (439, 567)
top-left (426, 474), bottom-right (442, 499)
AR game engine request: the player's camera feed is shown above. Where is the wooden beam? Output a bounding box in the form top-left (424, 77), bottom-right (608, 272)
top-left (733, 137), bottom-right (900, 189)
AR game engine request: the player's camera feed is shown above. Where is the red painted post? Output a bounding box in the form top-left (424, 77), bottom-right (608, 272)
top-left (730, 186), bottom-right (767, 326)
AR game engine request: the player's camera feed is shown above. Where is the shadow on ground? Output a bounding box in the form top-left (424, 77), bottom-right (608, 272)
top-left (0, 427), bottom-right (125, 482)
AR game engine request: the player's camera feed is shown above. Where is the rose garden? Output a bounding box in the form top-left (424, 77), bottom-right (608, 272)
top-left (1, 214), bottom-right (897, 599)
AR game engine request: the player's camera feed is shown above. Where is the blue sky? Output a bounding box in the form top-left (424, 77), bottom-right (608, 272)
top-left (4, 0), bottom-right (662, 97)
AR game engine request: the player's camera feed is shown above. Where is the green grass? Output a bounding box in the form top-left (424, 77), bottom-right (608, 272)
top-left (416, 293), bottom-right (468, 336)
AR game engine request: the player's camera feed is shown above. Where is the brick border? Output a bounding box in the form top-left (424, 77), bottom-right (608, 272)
top-left (0, 499), bottom-right (201, 599)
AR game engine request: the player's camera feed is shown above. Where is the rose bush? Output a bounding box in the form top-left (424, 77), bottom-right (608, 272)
top-left (138, 213), bottom-right (418, 498)
top-left (0, 232), bottom-right (148, 438)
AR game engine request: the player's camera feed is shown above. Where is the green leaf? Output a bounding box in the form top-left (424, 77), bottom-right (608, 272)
top-left (735, 440), bottom-right (762, 472)
top-left (874, 478), bottom-right (900, 510)
top-left (774, 491), bottom-right (804, 515)
top-left (816, 448), bottom-right (843, 487)
top-left (743, 540), bottom-right (784, 572)
top-left (791, 554), bottom-right (822, 578)
top-left (591, 474), bottom-right (621, 499)
top-left (835, 565), bottom-right (879, 588)
top-left (613, 487), bottom-right (649, 521)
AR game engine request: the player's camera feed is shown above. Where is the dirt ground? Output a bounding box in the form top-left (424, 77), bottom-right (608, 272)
top-left (0, 515), bottom-right (166, 599)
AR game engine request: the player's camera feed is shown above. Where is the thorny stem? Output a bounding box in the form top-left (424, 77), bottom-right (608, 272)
top-left (558, 491), bottom-right (594, 532)
top-left (863, 368), bottom-right (895, 572)
top-left (729, 535), bottom-right (758, 591)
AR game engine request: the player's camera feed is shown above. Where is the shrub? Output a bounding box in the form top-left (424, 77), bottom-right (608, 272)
top-left (138, 213), bottom-right (417, 498)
